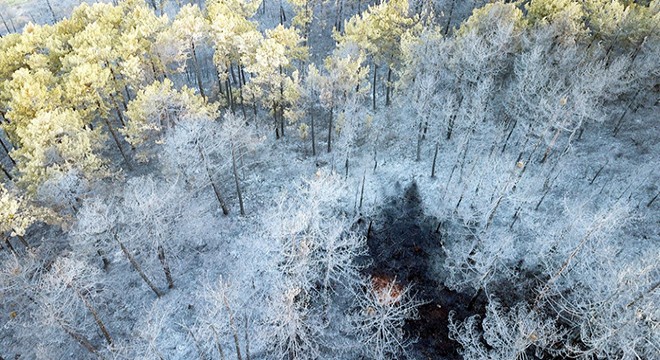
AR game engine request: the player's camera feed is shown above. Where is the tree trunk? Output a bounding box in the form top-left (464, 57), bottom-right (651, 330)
top-left (244, 317), bottom-right (251, 360)
top-left (327, 107), bottom-right (333, 153)
top-left (73, 286), bottom-right (113, 346)
top-left (416, 121), bottom-right (423, 162)
top-left (157, 244), bottom-right (174, 289)
top-left (0, 12), bottom-right (10, 34)
top-left (223, 296), bottom-right (243, 360)
top-left (191, 41), bottom-right (205, 98)
top-left (0, 162), bottom-right (10, 180)
top-left (197, 143), bottom-right (230, 215)
top-left (60, 321), bottom-right (97, 354)
top-left (279, 0), bottom-right (286, 25)
top-left (647, 190), bottom-right (659, 208)
top-left (238, 62), bottom-right (248, 119)
top-left (372, 63), bottom-right (378, 110)
top-left (114, 233), bottom-right (163, 297)
top-left (110, 94), bottom-right (127, 127)
top-left (44, 0), bottom-right (57, 23)
top-left (431, 142), bottom-right (439, 178)
top-left (14, 233), bottom-right (28, 248)
top-left (274, 103), bottom-right (281, 139)
top-left (540, 127), bottom-right (562, 164)
top-left (210, 325), bottom-right (227, 360)
top-left (231, 144), bottom-right (245, 216)
top-left (385, 66), bottom-right (392, 106)
top-left (0, 136), bottom-right (15, 165)
top-left (102, 117), bottom-right (131, 170)
top-left (359, 172), bottom-right (366, 210)
top-left (444, 0), bottom-right (455, 35)
top-left (310, 111), bottom-right (316, 156)
top-left (4, 238), bottom-right (17, 256)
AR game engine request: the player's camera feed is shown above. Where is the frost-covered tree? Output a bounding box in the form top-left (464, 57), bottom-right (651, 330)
top-left (449, 299), bottom-right (564, 360)
top-left (38, 256), bottom-right (114, 349)
top-left (120, 175), bottom-right (183, 291)
top-left (263, 281), bottom-right (320, 360)
top-left (0, 183), bottom-right (55, 250)
top-left (207, 0), bottom-right (262, 113)
top-left (10, 109), bottom-right (106, 196)
top-left (307, 45), bottom-right (370, 153)
top-left (245, 25), bottom-right (308, 138)
top-left (163, 4), bottom-right (209, 97)
top-left (217, 113), bottom-right (262, 215)
top-left (123, 78), bottom-right (218, 161)
top-left (74, 195), bottom-right (164, 297)
top-left (352, 276), bottom-right (422, 359)
top-left (336, 0), bottom-right (419, 108)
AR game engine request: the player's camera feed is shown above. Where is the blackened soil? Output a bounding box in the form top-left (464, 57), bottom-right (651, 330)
top-left (363, 182), bottom-right (486, 359)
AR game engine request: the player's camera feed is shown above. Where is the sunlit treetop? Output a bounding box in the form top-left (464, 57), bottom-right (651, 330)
top-left (62, 62), bottom-right (113, 121)
top-left (11, 108), bottom-right (106, 194)
top-left (115, 1), bottom-right (169, 85)
top-left (207, 0), bottom-right (262, 73)
top-left (206, 0), bottom-right (261, 20)
top-left (2, 68), bottom-right (63, 145)
top-left (457, 1), bottom-right (527, 38)
top-left (123, 79), bottom-right (219, 151)
top-left (0, 183), bottom-right (57, 237)
top-left (336, 0), bottom-right (420, 65)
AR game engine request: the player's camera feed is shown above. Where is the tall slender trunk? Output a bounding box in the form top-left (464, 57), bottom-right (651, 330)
top-left (540, 127), bottom-right (562, 164)
top-left (59, 321), bottom-right (98, 354)
top-left (114, 233), bottom-right (163, 297)
top-left (8, 18), bottom-right (16, 33)
top-left (431, 142), bottom-right (439, 178)
top-left (211, 325), bottom-right (227, 360)
top-left (238, 62), bottom-right (248, 119)
top-left (327, 107), bottom-right (333, 153)
top-left (231, 144), bottom-right (245, 216)
top-left (102, 117), bottom-right (131, 169)
top-left (279, 0), bottom-right (286, 24)
top-left (191, 41), bottom-right (205, 98)
top-left (274, 103), bottom-right (281, 139)
top-left (385, 66), bottom-right (392, 106)
top-left (111, 94), bottom-right (127, 127)
top-left (311, 111), bottom-right (316, 156)
top-left (44, 0), bottom-right (57, 23)
top-left (0, 132), bottom-right (14, 165)
top-left (223, 296), bottom-right (243, 360)
top-left (444, 0), bottom-right (455, 35)
top-left (0, 13), bottom-right (10, 34)
top-left (372, 63), bottom-right (378, 110)
top-left (72, 286), bottom-right (113, 346)
top-left (1, 163), bottom-right (11, 181)
top-left (198, 145), bottom-right (230, 215)
top-left (157, 244), bottom-right (174, 289)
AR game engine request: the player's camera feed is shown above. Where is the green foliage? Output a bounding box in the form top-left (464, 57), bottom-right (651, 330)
top-left (0, 183), bottom-right (56, 237)
top-left (245, 25), bottom-right (308, 125)
top-left (123, 79), bottom-right (218, 152)
top-left (11, 109), bottom-right (106, 194)
top-left (457, 1), bottom-right (527, 38)
top-left (336, 0), bottom-right (420, 66)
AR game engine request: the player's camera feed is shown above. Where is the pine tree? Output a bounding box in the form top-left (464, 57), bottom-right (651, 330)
top-left (11, 109), bottom-right (106, 195)
top-left (335, 0), bottom-right (419, 108)
top-left (123, 78), bottom-right (218, 159)
top-left (207, 0), bottom-right (262, 113)
top-left (0, 183), bottom-right (55, 250)
top-left (244, 25), bottom-right (308, 138)
top-left (163, 4), bottom-right (209, 97)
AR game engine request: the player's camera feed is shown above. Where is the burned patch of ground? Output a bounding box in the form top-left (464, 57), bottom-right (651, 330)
top-left (362, 182), bottom-right (487, 359)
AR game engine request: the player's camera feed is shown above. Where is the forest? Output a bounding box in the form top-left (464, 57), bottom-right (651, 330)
top-left (0, 0), bottom-right (658, 359)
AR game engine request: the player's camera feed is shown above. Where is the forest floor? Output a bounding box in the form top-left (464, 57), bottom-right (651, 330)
top-left (1, 1), bottom-right (658, 359)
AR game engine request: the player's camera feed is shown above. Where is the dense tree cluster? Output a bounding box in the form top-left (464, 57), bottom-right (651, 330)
top-left (0, 0), bottom-right (658, 359)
